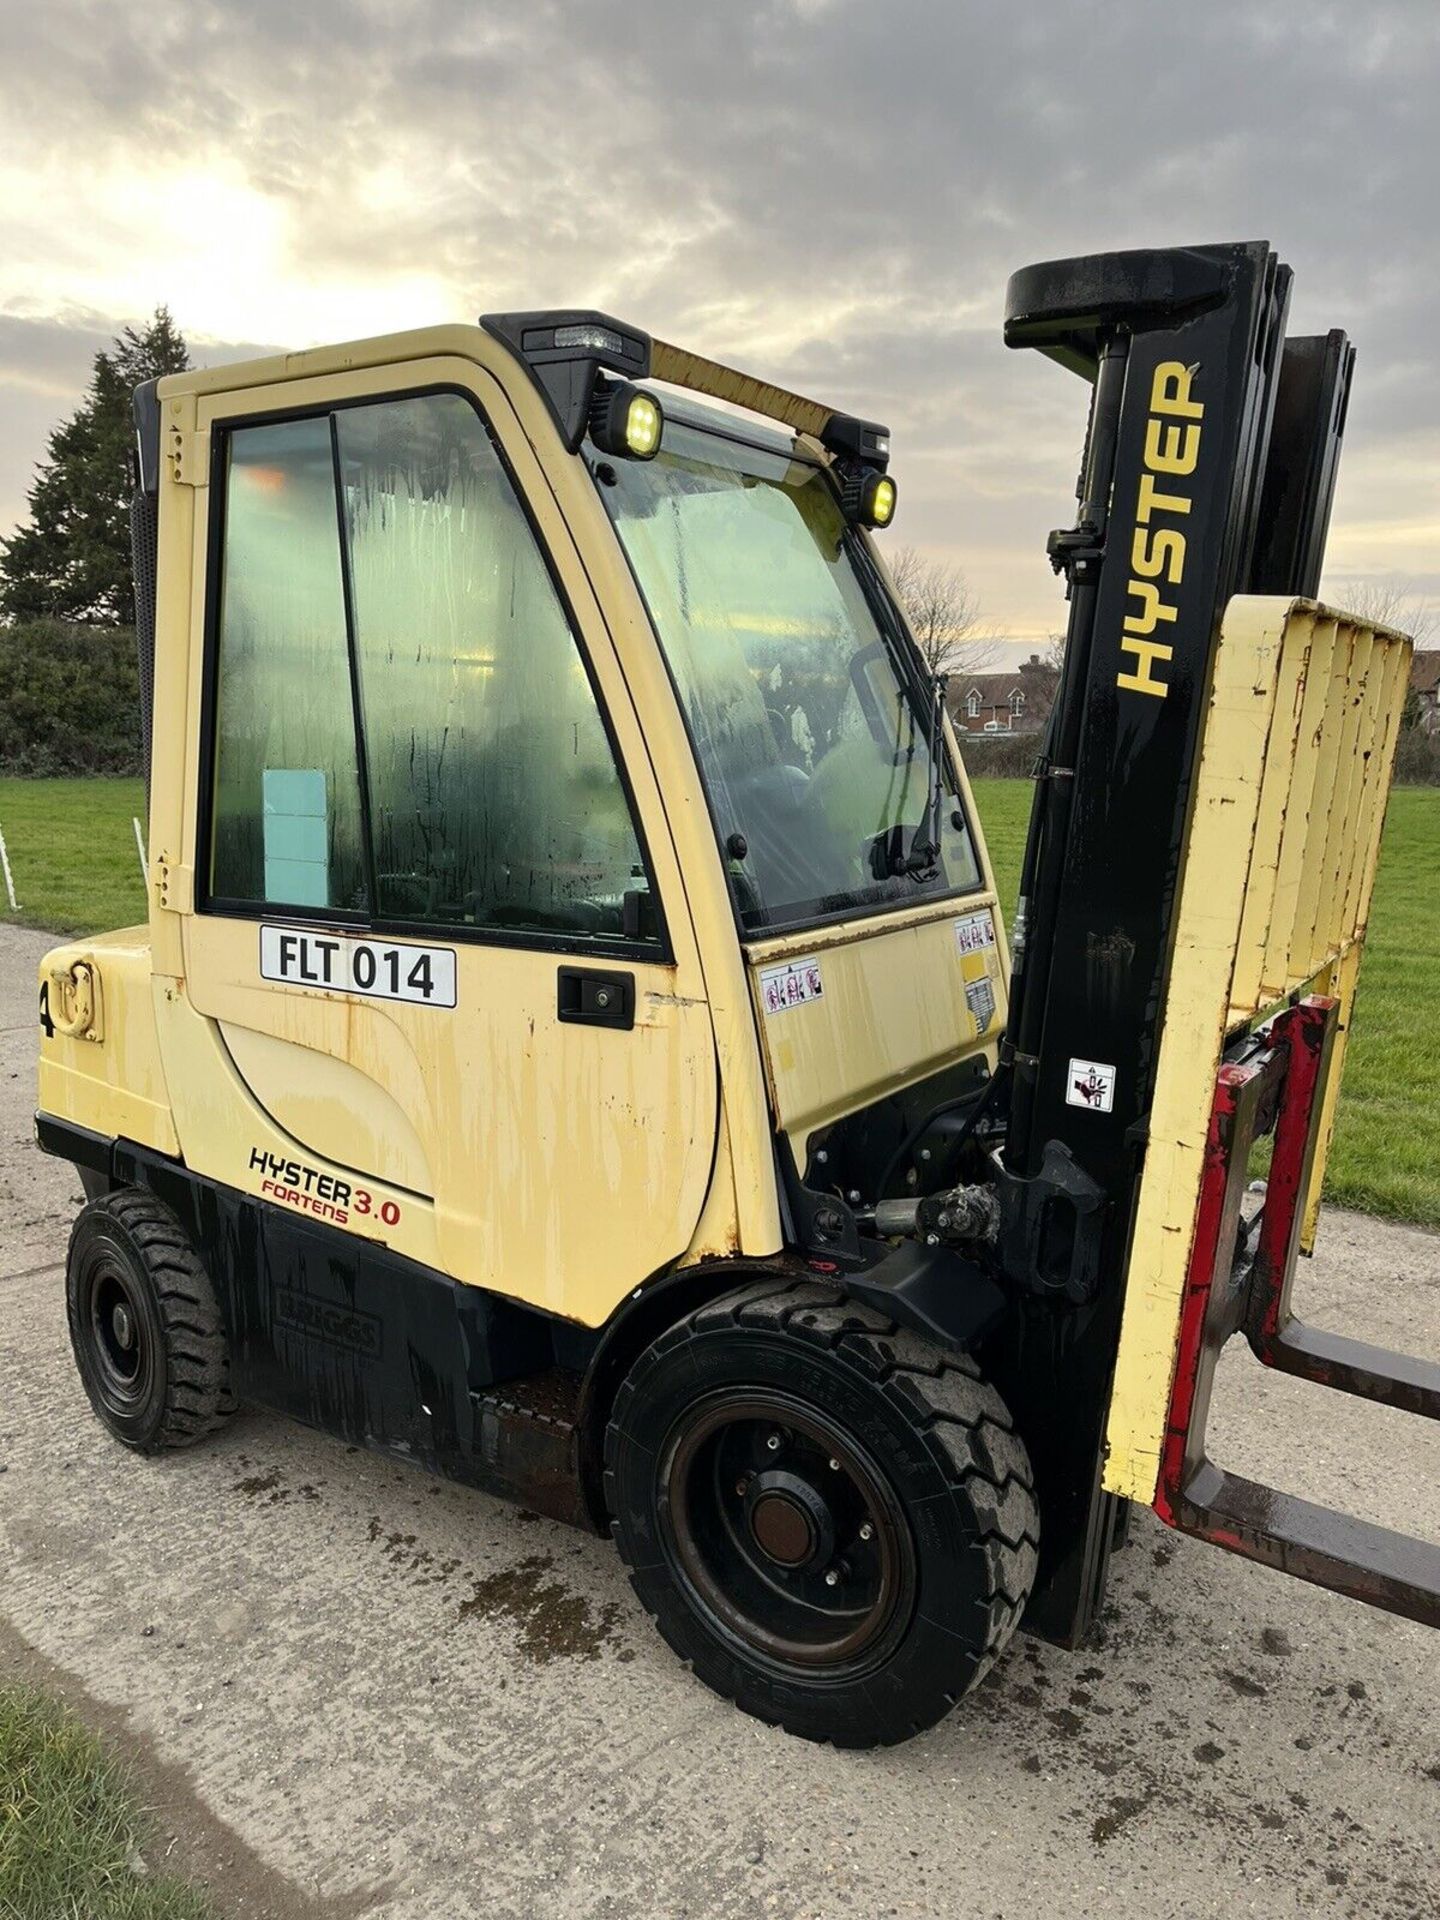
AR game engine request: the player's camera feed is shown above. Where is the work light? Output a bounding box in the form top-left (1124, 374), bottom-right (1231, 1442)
top-left (842, 466), bottom-right (898, 529)
top-left (590, 379), bottom-right (665, 461)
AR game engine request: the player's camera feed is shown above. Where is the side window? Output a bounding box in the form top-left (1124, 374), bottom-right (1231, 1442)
top-left (208, 391), bottom-right (656, 947)
top-left (335, 393), bottom-right (652, 938)
top-left (210, 419), bottom-right (368, 910)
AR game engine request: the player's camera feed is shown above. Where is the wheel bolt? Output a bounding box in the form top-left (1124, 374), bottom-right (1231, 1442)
top-left (828, 1457), bottom-right (841, 1471)
top-left (859, 1522), bottom-right (874, 1542)
top-left (824, 1569), bottom-right (840, 1587)
top-left (766, 1432), bottom-right (782, 1452)
top-left (735, 1476), bottom-right (750, 1496)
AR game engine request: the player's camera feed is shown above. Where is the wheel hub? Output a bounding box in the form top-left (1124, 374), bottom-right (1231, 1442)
top-left (746, 1470), bottom-right (833, 1569)
top-left (111, 1302), bottom-right (135, 1352)
top-left (88, 1266), bottom-right (147, 1394)
top-left (660, 1391), bottom-right (916, 1671)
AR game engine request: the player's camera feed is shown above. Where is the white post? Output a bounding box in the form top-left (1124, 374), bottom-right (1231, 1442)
top-left (0, 825), bottom-right (18, 913)
top-left (132, 816), bottom-right (150, 888)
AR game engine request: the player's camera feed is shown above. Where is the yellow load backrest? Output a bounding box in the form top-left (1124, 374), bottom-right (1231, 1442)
top-left (1103, 596), bottom-right (1411, 1503)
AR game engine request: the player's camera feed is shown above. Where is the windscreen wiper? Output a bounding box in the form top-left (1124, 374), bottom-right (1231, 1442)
top-left (844, 532), bottom-right (952, 881)
top-left (901, 670), bottom-right (948, 877)
top-left (867, 669), bottom-right (948, 882)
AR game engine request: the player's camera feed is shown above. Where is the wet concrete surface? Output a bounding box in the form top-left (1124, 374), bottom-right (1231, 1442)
top-left (2, 922), bottom-right (1437, 1919)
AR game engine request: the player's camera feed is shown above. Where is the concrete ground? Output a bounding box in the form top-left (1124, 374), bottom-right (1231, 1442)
top-left (2, 921), bottom-right (1437, 1920)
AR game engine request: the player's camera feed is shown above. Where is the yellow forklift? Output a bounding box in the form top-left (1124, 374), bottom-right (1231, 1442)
top-left (37, 242), bottom-right (1439, 1746)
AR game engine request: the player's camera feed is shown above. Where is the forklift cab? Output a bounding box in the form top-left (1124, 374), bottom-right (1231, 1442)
top-left (37, 245), bottom-right (1438, 1748)
top-left (117, 327), bottom-right (997, 1322)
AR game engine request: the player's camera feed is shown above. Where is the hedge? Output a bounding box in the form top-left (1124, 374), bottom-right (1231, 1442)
top-left (0, 620), bottom-right (142, 775)
top-left (1392, 723), bottom-right (1440, 786)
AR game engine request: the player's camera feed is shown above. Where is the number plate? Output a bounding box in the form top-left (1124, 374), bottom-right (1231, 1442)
top-left (259, 926), bottom-right (456, 1008)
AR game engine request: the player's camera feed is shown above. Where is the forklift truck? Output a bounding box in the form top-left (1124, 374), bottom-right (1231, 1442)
top-left (36, 241), bottom-right (1440, 1747)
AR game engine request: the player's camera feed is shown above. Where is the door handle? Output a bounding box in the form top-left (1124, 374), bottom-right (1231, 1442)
top-left (557, 966), bottom-right (635, 1031)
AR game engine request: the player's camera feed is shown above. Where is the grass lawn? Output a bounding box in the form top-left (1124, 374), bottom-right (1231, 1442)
top-left (0, 776), bottom-right (147, 937)
top-left (1, 774), bottom-right (1435, 1226)
top-left (0, 1683), bottom-right (217, 1920)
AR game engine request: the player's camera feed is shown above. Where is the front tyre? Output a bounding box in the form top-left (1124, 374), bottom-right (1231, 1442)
top-left (605, 1280), bottom-right (1039, 1747)
top-left (66, 1189), bottom-right (235, 1453)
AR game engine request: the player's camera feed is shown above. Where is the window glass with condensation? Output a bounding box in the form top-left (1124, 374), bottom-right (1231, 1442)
top-left (335, 392), bottom-right (654, 940)
top-left (210, 417), bottom-right (368, 911)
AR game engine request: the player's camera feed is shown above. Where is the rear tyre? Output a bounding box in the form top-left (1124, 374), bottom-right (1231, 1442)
top-left (66, 1189), bottom-right (235, 1453)
top-left (605, 1279), bottom-right (1039, 1747)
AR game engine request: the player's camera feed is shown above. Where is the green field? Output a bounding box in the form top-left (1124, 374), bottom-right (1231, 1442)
top-left (0, 776), bottom-right (148, 936)
top-left (1, 774), bottom-right (1436, 1225)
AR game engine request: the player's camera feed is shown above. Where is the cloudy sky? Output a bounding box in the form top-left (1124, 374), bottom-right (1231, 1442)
top-left (1, 0), bottom-right (1437, 649)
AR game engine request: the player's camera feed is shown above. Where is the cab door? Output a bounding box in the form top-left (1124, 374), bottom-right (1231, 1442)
top-left (171, 359), bottom-right (718, 1326)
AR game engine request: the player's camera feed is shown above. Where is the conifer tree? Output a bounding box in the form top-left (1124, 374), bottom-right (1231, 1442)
top-left (0, 309), bottom-right (190, 623)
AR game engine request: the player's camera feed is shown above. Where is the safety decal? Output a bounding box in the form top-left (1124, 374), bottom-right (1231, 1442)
top-left (759, 956), bottom-right (824, 1015)
top-left (954, 909), bottom-right (997, 955)
top-left (965, 976), bottom-right (996, 1034)
top-left (260, 926), bottom-right (456, 1008)
top-left (1067, 1058), bottom-right (1117, 1114)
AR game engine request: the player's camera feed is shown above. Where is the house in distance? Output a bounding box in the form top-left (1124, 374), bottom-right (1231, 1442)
top-left (1409, 649), bottom-right (1440, 735)
top-left (947, 652), bottom-right (1058, 736)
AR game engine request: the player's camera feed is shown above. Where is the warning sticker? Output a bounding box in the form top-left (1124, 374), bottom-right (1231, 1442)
top-left (954, 909), bottom-right (997, 955)
top-left (955, 907), bottom-right (1001, 1035)
top-left (1067, 1058), bottom-right (1117, 1114)
top-left (759, 956), bottom-right (824, 1015)
top-left (965, 976), bottom-right (997, 1034)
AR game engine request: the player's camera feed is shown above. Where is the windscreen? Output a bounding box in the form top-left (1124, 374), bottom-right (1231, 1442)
top-left (596, 418), bottom-right (980, 933)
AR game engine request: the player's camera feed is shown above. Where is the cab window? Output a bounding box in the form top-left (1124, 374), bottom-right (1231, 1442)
top-left (208, 391), bottom-right (658, 947)
top-left (210, 417), bottom-right (368, 913)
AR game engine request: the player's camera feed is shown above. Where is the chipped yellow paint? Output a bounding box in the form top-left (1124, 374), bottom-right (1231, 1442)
top-left (1103, 598), bottom-right (1412, 1503)
top-left (1298, 635), bottom-right (1410, 1252)
top-left (37, 930), bottom-right (179, 1156)
top-left (649, 338), bottom-right (834, 441)
top-left (1260, 614), bottom-right (1337, 1005)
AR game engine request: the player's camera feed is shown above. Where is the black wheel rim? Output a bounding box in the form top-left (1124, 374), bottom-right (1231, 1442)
top-left (658, 1390), bottom-right (916, 1673)
top-left (80, 1253), bottom-right (155, 1418)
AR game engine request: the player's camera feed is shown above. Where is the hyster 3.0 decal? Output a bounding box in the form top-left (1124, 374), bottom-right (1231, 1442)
top-left (248, 1148), bottom-right (402, 1229)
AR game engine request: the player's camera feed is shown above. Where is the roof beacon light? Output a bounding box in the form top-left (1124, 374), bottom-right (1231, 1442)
top-left (591, 379), bottom-right (665, 461)
top-left (555, 323), bottom-right (629, 356)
